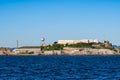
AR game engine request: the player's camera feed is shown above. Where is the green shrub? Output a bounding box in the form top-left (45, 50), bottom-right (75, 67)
top-left (19, 51), bottom-right (34, 54)
top-left (67, 43), bottom-right (92, 48)
top-left (28, 52), bottom-right (34, 54)
top-left (40, 44), bottom-right (64, 50)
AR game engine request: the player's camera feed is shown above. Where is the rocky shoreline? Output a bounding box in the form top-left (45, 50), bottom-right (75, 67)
top-left (40, 48), bottom-right (119, 55)
top-left (0, 47), bottom-right (119, 56)
top-left (0, 48), bottom-right (118, 56)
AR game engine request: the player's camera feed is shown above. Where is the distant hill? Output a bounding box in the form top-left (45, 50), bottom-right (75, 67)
top-left (113, 45), bottom-right (120, 48)
top-left (10, 48), bottom-right (15, 51)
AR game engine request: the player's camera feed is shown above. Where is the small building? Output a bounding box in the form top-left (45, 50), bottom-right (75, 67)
top-left (12, 46), bottom-right (41, 54)
top-left (12, 48), bottom-right (40, 54)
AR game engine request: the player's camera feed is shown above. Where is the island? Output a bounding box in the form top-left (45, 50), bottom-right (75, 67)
top-left (0, 39), bottom-right (120, 55)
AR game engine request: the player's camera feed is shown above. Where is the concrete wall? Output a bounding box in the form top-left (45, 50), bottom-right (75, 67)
top-left (57, 39), bottom-right (98, 44)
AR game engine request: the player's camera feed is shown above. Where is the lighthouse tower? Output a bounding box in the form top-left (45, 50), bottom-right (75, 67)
top-left (16, 40), bottom-right (18, 48)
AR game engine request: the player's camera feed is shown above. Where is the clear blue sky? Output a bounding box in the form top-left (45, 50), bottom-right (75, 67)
top-left (0, 0), bottom-right (120, 47)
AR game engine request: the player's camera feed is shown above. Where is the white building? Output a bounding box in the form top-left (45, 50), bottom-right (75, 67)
top-left (12, 48), bottom-right (40, 54)
top-left (57, 39), bottom-right (99, 44)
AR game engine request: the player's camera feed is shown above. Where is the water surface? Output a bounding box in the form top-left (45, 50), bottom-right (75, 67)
top-left (0, 55), bottom-right (120, 80)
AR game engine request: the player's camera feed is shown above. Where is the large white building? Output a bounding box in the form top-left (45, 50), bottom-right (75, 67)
top-left (57, 39), bottom-right (99, 44)
top-left (12, 48), bottom-right (40, 54)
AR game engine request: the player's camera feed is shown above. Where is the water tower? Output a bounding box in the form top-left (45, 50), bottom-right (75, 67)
top-left (41, 37), bottom-right (45, 46)
top-left (40, 37), bottom-right (45, 53)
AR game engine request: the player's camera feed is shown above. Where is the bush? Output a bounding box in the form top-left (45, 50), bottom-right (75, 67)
top-left (40, 44), bottom-right (64, 50)
top-left (28, 52), bottom-right (34, 54)
top-left (19, 51), bottom-right (34, 54)
top-left (67, 43), bottom-right (93, 48)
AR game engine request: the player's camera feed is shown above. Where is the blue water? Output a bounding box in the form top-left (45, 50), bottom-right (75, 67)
top-left (0, 55), bottom-right (120, 80)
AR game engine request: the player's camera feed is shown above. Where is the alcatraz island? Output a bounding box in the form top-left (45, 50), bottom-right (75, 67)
top-left (0, 39), bottom-right (120, 55)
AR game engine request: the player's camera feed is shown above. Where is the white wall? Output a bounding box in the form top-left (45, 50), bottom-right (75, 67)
top-left (57, 39), bottom-right (98, 44)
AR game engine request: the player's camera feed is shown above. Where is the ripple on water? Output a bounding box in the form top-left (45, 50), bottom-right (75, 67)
top-left (0, 56), bottom-right (120, 79)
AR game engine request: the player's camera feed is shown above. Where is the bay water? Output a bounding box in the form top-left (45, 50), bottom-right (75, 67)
top-left (0, 55), bottom-right (120, 80)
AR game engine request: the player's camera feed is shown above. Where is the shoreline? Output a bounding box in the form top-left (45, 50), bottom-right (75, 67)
top-left (1, 54), bottom-right (120, 56)
top-left (0, 48), bottom-right (120, 56)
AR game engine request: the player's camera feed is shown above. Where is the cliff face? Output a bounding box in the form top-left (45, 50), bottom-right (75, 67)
top-left (39, 48), bottom-right (117, 55)
top-left (6, 48), bottom-right (119, 56)
top-left (0, 48), bottom-right (11, 55)
top-left (62, 48), bottom-right (117, 55)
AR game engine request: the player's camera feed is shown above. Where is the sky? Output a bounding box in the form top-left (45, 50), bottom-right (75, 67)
top-left (0, 0), bottom-right (120, 47)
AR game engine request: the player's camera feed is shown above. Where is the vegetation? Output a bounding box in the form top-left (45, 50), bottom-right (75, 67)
top-left (67, 43), bottom-right (93, 48)
top-left (20, 51), bottom-right (34, 54)
top-left (41, 44), bottom-right (64, 50)
top-left (28, 52), bottom-right (34, 54)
